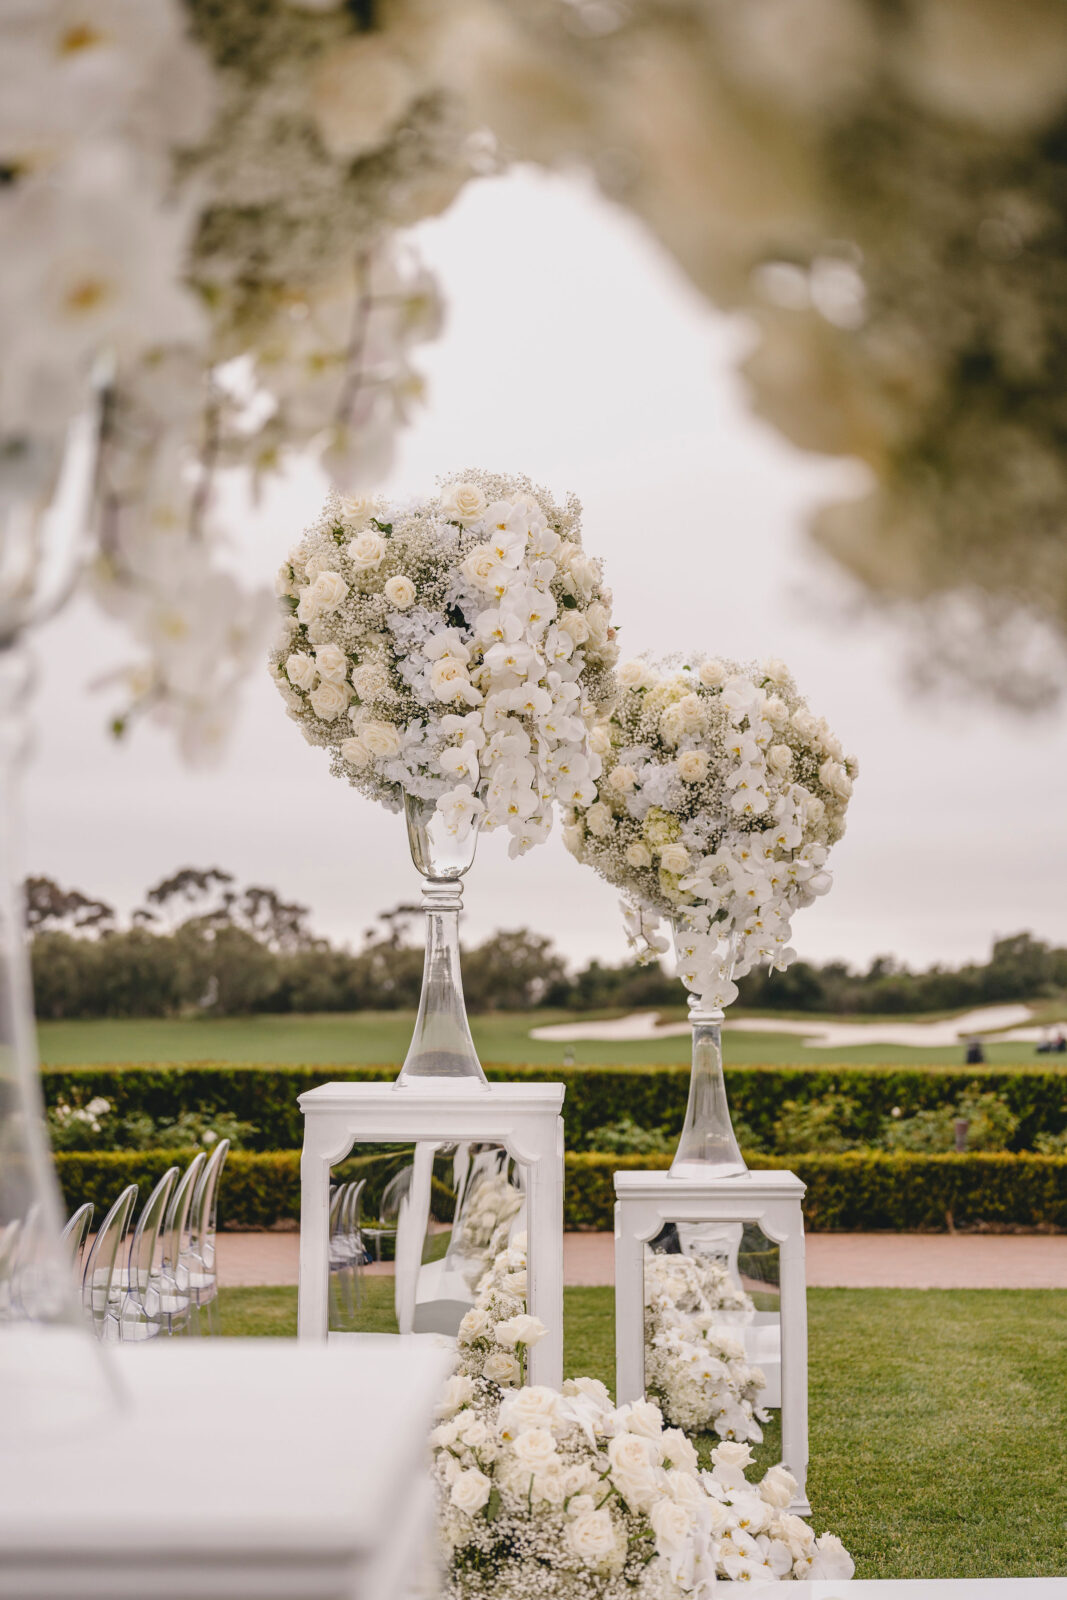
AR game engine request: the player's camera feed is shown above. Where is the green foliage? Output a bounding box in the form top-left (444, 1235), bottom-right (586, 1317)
top-left (882, 1089), bottom-right (1020, 1153)
top-left (46, 1096), bottom-right (255, 1152)
top-left (38, 1061), bottom-right (1067, 1152)
top-left (771, 1093), bottom-right (864, 1152)
top-left (563, 1151), bottom-right (1067, 1234)
top-left (581, 1117), bottom-right (674, 1155)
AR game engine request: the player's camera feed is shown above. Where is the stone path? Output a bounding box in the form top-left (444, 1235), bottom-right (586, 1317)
top-left (216, 1231), bottom-right (1067, 1290)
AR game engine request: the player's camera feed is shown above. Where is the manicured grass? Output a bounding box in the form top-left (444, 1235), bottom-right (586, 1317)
top-left (217, 1285), bottom-right (1066, 1581)
top-left (35, 1009), bottom-right (1052, 1068)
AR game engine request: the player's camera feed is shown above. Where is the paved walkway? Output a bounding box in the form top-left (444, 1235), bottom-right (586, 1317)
top-left (216, 1232), bottom-right (1067, 1290)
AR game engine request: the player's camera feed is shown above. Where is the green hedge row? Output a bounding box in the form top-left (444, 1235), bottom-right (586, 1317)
top-left (41, 1061), bottom-right (1067, 1151)
top-left (53, 1148), bottom-right (1067, 1233)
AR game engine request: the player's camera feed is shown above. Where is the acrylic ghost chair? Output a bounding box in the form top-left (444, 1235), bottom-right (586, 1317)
top-left (60, 1204), bottom-right (94, 1275)
top-left (342, 1178), bottom-right (368, 1305)
top-left (360, 1164), bottom-right (410, 1264)
top-left (150, 1150), bottom-right (207, 1336)
top-left (112, 1166), bottom-right (179, 1341)
top-left (328, 1183), bottom-right (356, 1330)
top-left (179, 1138), bottom-right (230, 1335)
top-left (80, 1185), bottom-right (138, 1340)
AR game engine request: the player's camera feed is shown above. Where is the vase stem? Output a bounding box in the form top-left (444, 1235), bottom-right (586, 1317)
top-left (669, 1000), bottom-right (747, 1179)
top-left (396, 794), bottom-right (487, 1086)
top-left (0, 645), bottom-right (115, 1436)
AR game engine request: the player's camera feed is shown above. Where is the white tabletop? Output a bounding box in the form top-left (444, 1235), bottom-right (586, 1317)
top-left (0, 1335), bottom-right (451, 1599)
top-left (718, 1582), bottom-right (1066, 1597)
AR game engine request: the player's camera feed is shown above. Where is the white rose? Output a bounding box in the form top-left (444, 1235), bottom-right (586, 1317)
top-left (458, 1306), bottom-right (491, 1341)
top-left (609, 764), bottom-right (637, 794)
top-left (762, 657), bottom-right (790, 685)
top-left (698, 659), bottom-right (727, 688)
top-left (764, 694), bottom-right (789, 726)
top-left (436, 1374), bottom-right (476, 1418)
top-left (461, 544), bottom-right (503, 591)
top-left (285, 652), bottom-right (317, 691)
top-left (315, 643), bottom-right (348, 684)
top-left (621, 1399), bottom-right (664, 1439)
top-left (819, 757), bottom-right (853, 799)
top-left (617, 659), bottom-right (649, 689)
top-left (431, 655), bottom-right (473, 701)
top-left (589, 724), bottom-right (611, 756)
top-left (449, 1468), bottom-right (492, 1515)
top-left (711, 1440), bottom-right (754, 1486)
top-left (309, 570), bottom-right (348, 614)
top-left (659, 843), bottom-right (690, 875)
top-left (309, 680), bottom-right (350, 721)
top-left (760, 1464), bottom-right (798, 1508)
top-left (807, 796), bottom-right (826, 823)
top-left (792, 708), bottom-right (818, 740)
top-left (494, 1312), bottom-right (546, 1349)
top-left (340, 736), bottom-right (369, 768)
top-left (441, 481), bottom-right (488, 525)
top-left (768, 743), bottom-right (794, 775)
top-left (676, 749), bottom-right (709, 782)
top-left (650, 1496), bottom-right (692, 1558)
top-left (562, 823), bottom-right (584, 857)
top-left (585, 600), bottom-right (610, 646)
top-left (384, 574), bottom-right (416, 609)
top-left (458, 1416), bottom-right (493, 1452)
top-left (274, 564), bottom-right (296, 599)
top-left (341, 494), bottom-right (377, 523)
top-left (360, 720), bottom-right (402, 758)
top-left (347, 528), bottom-right (386, 571)
top-left (482, 1350), bottom-right (521, 1386)
top-left (625, 841), bottom-right (652, 868)
top-left (557, 609), bottom-right (589, 645)
top-left (565, 1509), bottom-right (618, 1567)
top-left (498, 1385), bottom-right (564, 1435)
top-left (351, 662), bottom-right (389, 701)
top-left (607, 1434), bottom-right (659, 1483)
top-left (585, 802), bottom-right (613, 838)
top-left (510, 1427), bottom-right (557, 1471)
top-left (309, 34), bottom-right (414, 160)
top-left (660, 1429), bottom-right (699, 1474)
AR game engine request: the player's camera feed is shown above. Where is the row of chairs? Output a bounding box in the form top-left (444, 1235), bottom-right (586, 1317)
top-left (328, 1179), bottom-right (370, 1328)
top-left (63, 1140), bottom-right (229, 1340)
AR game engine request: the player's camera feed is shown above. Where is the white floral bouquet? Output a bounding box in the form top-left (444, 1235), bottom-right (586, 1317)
top-left (451, 1163), bottom-right (526, 1290)
top-left (270, 472), bottom-right (618, 853)
top-left (563, 654), bottom-right (856, 1005)
top-left (433, 1240), bottom-right (854, 1594)
top-left (644, 1253), bottom-right (766, 1443)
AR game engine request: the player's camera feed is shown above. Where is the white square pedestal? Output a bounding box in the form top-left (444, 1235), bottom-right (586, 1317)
top-left (614, 1168), bottom-right (809, 1513)
top-left (299, 1080), bottom-right (565, 1388)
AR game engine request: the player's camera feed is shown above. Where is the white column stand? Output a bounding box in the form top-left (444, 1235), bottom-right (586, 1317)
top-left (613, 1168), bottom-right (810, 1514)
top-left (298, 1080), bottom-right (565, 1388)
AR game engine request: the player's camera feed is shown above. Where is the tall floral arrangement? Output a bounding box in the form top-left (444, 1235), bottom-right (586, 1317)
top-left (460, 0), bottom-right (1067, 706)
top-left (270, 472), bottom-right (618, 853)
top-left (432, 1239), bottom-right (854, 1593)
top-left (0, 0), bottom-right (479, 757)
top-left (563, 654), bottom-right (855, 1007)
top-left (644, 1253), bottom-right (765, 1443)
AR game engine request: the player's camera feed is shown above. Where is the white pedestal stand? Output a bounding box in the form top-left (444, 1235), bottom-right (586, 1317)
top-left (614, 1168), bottom-right (810, 1514)
top-left (299, 1080), bottom-right (565, 1388)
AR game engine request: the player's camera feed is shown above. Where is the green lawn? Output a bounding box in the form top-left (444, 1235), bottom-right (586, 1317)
top-left (35, 1008), bottom-right (1055, 1068)
top-left (216, 1285), bottom-right (1066, 1581)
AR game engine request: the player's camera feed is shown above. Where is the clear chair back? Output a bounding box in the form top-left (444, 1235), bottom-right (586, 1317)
top-left (119, 1167), bottom-right (178, 1339)
top-left (60, 1203), bottom-right (94, 1272)
top-left (81, 1185), bottom-right (138, 1338)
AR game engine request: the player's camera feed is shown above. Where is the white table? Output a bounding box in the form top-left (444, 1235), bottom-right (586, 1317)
top-left (614, 1167), bottom-right (809, 1511)
top-left (718, 1584), bottom-right (1065, 1598)
top-left (0, 1336), bottom-right (451, 1599)
top-left (298, 1079), bottom-right (565, 1386)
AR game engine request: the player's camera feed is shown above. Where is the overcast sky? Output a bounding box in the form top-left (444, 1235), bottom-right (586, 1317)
top-left (23, 168), bottom-right (1067, 972)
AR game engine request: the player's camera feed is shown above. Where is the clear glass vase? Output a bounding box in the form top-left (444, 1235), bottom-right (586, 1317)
top-left (395, 793), bottom-right (487, 1088)
top-left (669, 922), bottom-right (747, 1180)
top-left (0, 383), bottom-right (116, 1437)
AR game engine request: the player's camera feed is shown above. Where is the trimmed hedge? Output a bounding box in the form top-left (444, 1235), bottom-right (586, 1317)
top-left (40, 1061), bottom-right (1067, 1152)
top-left (53, 1148), bottom-right (1067, 1233)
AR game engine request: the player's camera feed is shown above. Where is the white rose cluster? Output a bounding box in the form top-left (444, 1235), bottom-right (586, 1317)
top-left (563, 655), bottom-right (856, 1008)
top-left (644, 1252), bottom-right (767, 1444)
top-left (434, 1237), bottom-right (855, 1595)
top-left (269, 473), bottom-right (618, 855)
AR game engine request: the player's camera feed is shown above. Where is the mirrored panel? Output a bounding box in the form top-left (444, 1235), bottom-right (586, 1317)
top-left (327, 1140), bottom-right (524, 1339)
top-left (643, 1218), bottom-right (781, 1463)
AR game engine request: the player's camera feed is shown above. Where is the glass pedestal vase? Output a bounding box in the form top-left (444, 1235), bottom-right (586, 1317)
top-left (396, 793), bottom-right (487, 1088)
top-left (669, 922), bottom-right (746, 1180)
top-left (0, 385), bottom-right (115, 1437)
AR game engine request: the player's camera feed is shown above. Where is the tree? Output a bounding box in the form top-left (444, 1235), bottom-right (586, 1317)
top-left (24, 876), bottom-right (114, 935)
